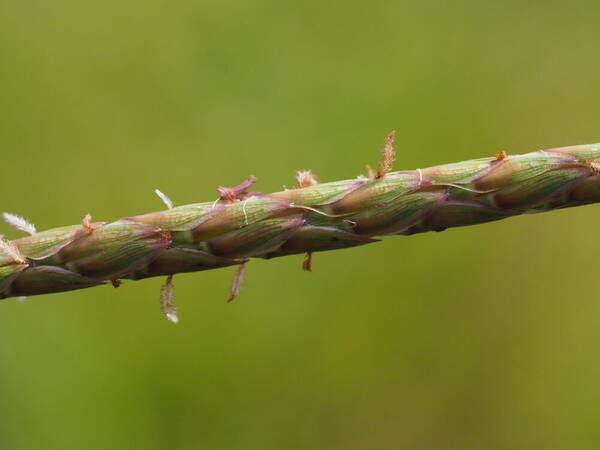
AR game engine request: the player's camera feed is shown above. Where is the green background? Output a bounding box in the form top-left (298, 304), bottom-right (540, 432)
top-left (1, 1), bottom-right (599, 449)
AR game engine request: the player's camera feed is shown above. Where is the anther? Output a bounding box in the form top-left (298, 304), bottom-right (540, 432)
top-left (160, 275), bottom-right (178, 323)
top-left (375, 130), bottom-right (396, 179)
top-left (302, 252), bottom-right (313, 272)
top-left (81, 214), bottom-right (101, 233)
top-left (227, 262), bottom-right (246, 302)
top-left (495, 151), bottom-right (508, 161)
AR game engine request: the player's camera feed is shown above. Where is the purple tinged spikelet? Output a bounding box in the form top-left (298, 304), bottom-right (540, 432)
top-left (270, 179), bottom-right (363, 206)
top-left (190, 196), bottom-right (292, 241)
top-left (330, 173), bottom-right (425, 214)
top-left (126, 203), bottom-right (215, 231)
top-left (45, 221), bottom-right (171, 280)
top-left (492, 168), bottom-right (585, 210)
top-left (208, 216), bottom-right (304, 258)
top-left (13, 225), bottom-right (90, 260)
top-left (474, 152), bottom-right (574, 191)
top-left (422, 158), bottom-right (495, 184)
top-left (349, 190), bottom-right (447, 235)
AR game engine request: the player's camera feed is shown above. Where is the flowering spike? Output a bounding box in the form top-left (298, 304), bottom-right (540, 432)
top-left (3, 212), bottom-right (37, 235)
top-left (0, 140), bottom-right (598, 314)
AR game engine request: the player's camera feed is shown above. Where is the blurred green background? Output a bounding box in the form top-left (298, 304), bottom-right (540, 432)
top-left (1, 1), bottom-right (599, 449)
